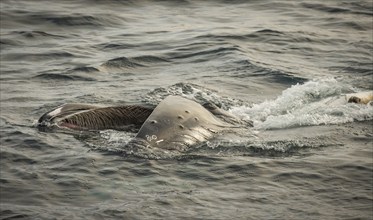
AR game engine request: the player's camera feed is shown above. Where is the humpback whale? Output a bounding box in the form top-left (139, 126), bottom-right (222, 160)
top-left (37, 91), bottom-right (372, 151)
top-left (37, 96), bottom-right (246, 149)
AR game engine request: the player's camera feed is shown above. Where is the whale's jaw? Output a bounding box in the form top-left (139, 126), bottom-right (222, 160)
top-left (37, 104), bottom-right (153, 132)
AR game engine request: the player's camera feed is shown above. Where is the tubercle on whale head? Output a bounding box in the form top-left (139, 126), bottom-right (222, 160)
top-left (129, 134), bottom-right (168, 147)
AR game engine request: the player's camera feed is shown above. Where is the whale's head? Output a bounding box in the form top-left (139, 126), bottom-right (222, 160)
top-left (128, 96), bottom-right (233, 151)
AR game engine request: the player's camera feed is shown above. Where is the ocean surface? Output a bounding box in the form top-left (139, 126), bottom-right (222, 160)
top-left (1, 0), bottom-right (373, 219)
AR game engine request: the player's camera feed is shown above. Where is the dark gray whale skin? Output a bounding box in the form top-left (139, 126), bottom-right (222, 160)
top-left (37, 96), bottom-right (249, 149)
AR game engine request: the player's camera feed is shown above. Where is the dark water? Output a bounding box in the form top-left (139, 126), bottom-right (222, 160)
top-left (1, 0), bottom-right (373, 219)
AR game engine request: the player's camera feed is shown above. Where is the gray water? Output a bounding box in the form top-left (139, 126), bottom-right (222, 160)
top-left (1, 0), bottom-right (373, 219)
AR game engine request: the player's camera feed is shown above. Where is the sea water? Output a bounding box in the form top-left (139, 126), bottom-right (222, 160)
top-left (1, 0), bottom-right (372, 219)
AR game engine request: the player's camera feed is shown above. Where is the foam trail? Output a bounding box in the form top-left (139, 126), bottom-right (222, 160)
top-left (230, 78), bottom-right (373, 130)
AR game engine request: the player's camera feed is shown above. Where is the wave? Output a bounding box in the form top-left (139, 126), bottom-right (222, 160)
top-left (70, 66), bottom-right (100, 73)
top-left (0, 209), bottom-right (30, 220)
top-left (301, 2), bottom-right (373, 16)
top-left (226, 59), bottom-right (307, 85)
top-left (95, 42), bottom-right (137, 51)
top-left (196, 29), bottom-right (285, 42)
top-left (0, 31), bottom-right (67, 49)
top-left (10, 31), bottom-right (67, 39)
top-left (33, 73), bottom-right (95, 81)
top-left (101, 57), bottom-right (145, 69)
top-left (168, 46), bottom-right (242, 62)
top-left (132, 55), bottom-right (170, 63)
top-left (17, 13), bottom-right (124, 27)
top-left (0, 39), bottom-right (23, 48)
top-left (3, 52), bottom-right (74, 62)
top-left (101, 55), bottom-right (170, 70)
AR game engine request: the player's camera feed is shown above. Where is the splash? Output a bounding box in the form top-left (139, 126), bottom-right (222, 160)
top-left (230, 78), bottom-right (373, 130)
top-left (143, 82), bottom-right (243, 110)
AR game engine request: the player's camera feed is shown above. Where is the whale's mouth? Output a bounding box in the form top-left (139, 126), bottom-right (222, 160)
top-left (58, 121), bottom-right (84, 130)
top-left (36, 104), bottom-right (154, 133)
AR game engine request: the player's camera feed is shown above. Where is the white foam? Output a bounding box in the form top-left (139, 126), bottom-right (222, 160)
top-left (230, 78), bottom-right (373, 130)
top-left (99, 130), bottom-right (134, 146)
